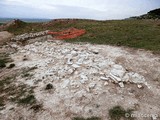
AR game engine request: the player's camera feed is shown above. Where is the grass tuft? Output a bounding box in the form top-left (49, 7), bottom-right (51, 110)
top-left (0, 59), bottom-right (6, 68)
top-left (72, 117), bottom-right (101, 120)
top-left (109, 106), bottom-right (134, 120)
top-left (18, 95), bottom-right (36, 105)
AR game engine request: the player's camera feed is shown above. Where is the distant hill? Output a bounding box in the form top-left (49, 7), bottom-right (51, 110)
top-left (129, 8), bottom-right (160, 19)
top-left (0, 18), bottom-right (51, 23)
top-left (0, 19), bottom-right (27, 31)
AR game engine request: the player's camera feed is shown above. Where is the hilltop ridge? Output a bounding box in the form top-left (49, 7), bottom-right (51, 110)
top-left (130, 8), bottom-right (160, 19)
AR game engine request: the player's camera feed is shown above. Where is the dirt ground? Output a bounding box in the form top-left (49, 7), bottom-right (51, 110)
top-left (0, 38), bottom-right (160, 120)
top-left (0, 31), bottom-right (13, 45)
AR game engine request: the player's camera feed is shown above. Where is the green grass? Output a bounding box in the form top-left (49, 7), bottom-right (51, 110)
top-left (0, 70), bottom-right (35, 109)
top-left (21, 66), bottom-right (37, 78)
top-left (0, 59), bottom-right (6, 68)
top-left (0, 97), bottom-right (5, 107)
top-left (5, 19), bottom-right (160, 53)
top-left (18, 95), bottom-right (36, 105)
top-left (72, 117), bottom-right (101, 120)
top-left (109, 106), bottom-right (134, 120)
top-left (0, 53), bottom-right (13, 68)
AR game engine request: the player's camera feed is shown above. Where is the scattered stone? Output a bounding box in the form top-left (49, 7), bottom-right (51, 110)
top-left (137, 84), bottom-right (143, 89)
top-left (119, 82), bottom-right (124, 88)
top-left (11, 31), bottom-right (48, 42)
top-left (72, 64), bottom-right (80, 68)
top-left (128, 72), bottom-right (146, 84)
top-left (88, 83), bottom-right (96, 89)
top-left (10, 41), bottom-right (149, 92)
top-left (61, 79), bottom-right (70, 88)
top-left (152, 115), bottom-right (158, 120)
top-left (110, 64), bottom-right (126, 79)
top-left (86, 87), bottom-right (90, 92)
top-left (109, 73), bottom-right (121, 82)
top-left (104, 81), bottom-right (109, 86)
top-left (100, 76), bottom-right (109, 81)
top-left (80, 74), bottom-right (88, 84)
top-left (67, 58), bottom-right (73, 65)
top-left (92, 49), bottom-right (99, 54)
top-left (71, 51), bottom-right (78, 56)
top-left (67, 69), bottom-right (74, 75)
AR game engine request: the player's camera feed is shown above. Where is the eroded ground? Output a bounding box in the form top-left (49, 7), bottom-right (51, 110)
top-left (0, 40), bottom-right (160, 120)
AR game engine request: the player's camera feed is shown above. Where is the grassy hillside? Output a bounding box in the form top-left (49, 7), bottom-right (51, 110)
top-left (4, 19), bottom-right (160, 53)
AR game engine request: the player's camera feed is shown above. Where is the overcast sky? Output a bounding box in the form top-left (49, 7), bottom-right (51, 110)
top-left (0, 0), bottom-right (160, 20)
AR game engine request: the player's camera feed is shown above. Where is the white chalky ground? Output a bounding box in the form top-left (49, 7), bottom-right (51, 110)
top-left (1, 40), bottom-right (160, 120)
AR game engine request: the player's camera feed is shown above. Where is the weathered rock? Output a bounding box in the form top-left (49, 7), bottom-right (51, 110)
top-left (104, 81), bottom-right (109, 86)
top-left (88, 83), bottom-right (96, 89)
top-left (128, 72), bottom-right (146, 84)
top-left (72, 64), bottom-right (81, 68)
top-left (110, 64), bottom-right (126, 79)
top-left (119, 82), bottom-right (124, 88)
top-left (11, 30), bottom-right (49, 42)
top-left (61, 79), bottom-right (70, 88)
top-left (80, 74), bottom-right (88, 84)
top-left (10, 41), bottom-right (148, 91)
top-left (92, 49), bottom-right (99, 54)
top-left (137, 84), bottom-right (143, 89)
top-left (151, 115), bottom-right (158, 120)
top-left (109, 73), bottom-right (121, 82)
top-left (100, 76), bottom-right (109, 81)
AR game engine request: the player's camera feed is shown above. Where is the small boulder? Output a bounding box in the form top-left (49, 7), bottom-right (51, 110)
top-left (119, 82), bottom-right (124, 88)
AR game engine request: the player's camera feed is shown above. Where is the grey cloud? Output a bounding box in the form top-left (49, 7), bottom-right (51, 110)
top-left (0, 0), bottom-right (160, 20)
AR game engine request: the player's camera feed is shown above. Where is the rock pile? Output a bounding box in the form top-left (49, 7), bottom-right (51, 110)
top-left (11, 31), bottom-right (49, 42)
top-left (11, 40), bottom-right (148, 89)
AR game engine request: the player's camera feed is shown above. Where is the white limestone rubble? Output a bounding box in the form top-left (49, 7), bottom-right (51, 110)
top-left (11, 41), bottom-right (149, 88)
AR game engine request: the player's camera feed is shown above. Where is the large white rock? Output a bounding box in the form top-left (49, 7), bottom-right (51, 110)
top-left (80, 74), bottom-right (88, 84)
top-left (128, 72), bottom-right (146, 84)
top-left (119, 82), bottom-right (124, 88)
top-left (110, 64), bottom-right (126, 78)
top-left (88, 83), bottom-right (96, 89)
top-left (100, 76), bottom-right (109, 81)
top-left (61, 79), bottom-right (70, 88)
top-left (109, 73), bottom-right (122, 82)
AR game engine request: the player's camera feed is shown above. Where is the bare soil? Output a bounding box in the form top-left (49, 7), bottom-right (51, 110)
top-left (0, 39), bottom-right (160, 120)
